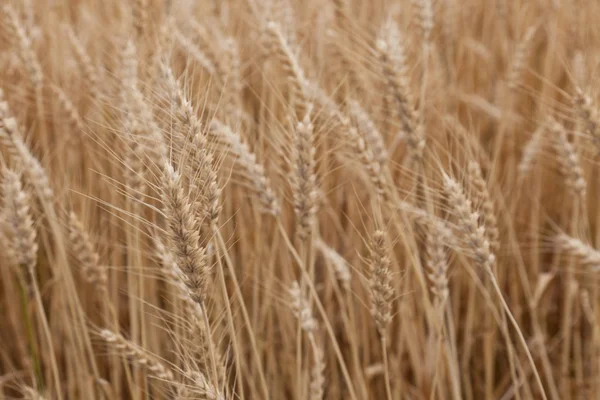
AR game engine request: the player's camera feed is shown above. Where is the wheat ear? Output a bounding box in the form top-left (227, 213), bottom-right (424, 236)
top-left (442, 173), bottom-right (548, 400)
top-left (209, 120), bottom-right (280, 215)
top-left (291, 108), bottom-right (318, 239)
top-left (550, 118), bottom-right (586, 200)
top-left (161, 162), bottom-right (210, 305)
top-left (264, 21), bottom-right (308, 119)
top-left (368, 230), bottom-right (394, 400)
top-left (468, 161), bottom-right (500, 252)
top-left (573, 87), bottom-right (600, 154)
top-left (2, 5), bottom-right (43, 89)
top-left (555, 233), bottom-right (600, 270)
top-left (68, 212), bottom-right (107, 293)
top-left (375, 21), bottom-right (424, 161)
top-left (99, 329), bottom-right (174, 382)
top-left (2, 169), bottom-right (38, 269)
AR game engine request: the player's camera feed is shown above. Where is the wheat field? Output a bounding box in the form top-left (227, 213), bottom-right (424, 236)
top-left (0, 0), bottom-right (599, 398)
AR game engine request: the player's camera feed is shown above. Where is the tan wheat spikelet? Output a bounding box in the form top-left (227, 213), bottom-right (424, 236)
top-left (310, 344), bottom-right (325, 400)
top-left (21, 387), bottom-right (46, 400)
top-left (291, 108), bottom-right (318, 239)
top-left (264, 20), bottom-right (309, 119)
top-left (221, 37), bottom-right (243, 108)
top-left (161, 62), bottom-right (221, 228)
top-left (161, 162), bottom-right (210, 305)
top-left (2, 168), bottom-right (38, 269)
top-left (443, 174), bottom-right (495, 269)
top-left (506, 25), bottom-right (538, 91)
top-left (375, 20), bottom-right (424, 161)
top-left (0, 90), bottom-right (53, 201)
top-left (468, 161), bottom-right (499, 252)
top-left (68, 212), bottom-right (107, 292)
top-left (188, 133), bottom-right (222, 231)
top-left (13, 136), bottom-right (54, 202)
top-left (0, 88), bottom-right (21, 159)
top-left (173, 28), bottom-right (217, 77)
top-left (368, 230), bottom-right (395, 337)
top-left (549, 118), bottom-right (586, 199)
top-left (177, 370), bottom-right (224, 400)
top-left (518, 123), bottom-right (546, 179)
top-left (132, 0), bottom-right (148, 38)
top-left (348, 99), bottom-right (388, 167)
top-left (411, 0), bottom-right (434, 43)
top-left (99, 329), bottom-right (175, 381)
top-left (289, 280), bottom-right (318, 332)
top-left (153, 236), bottom-right (226, 385)
top-left (123, 123), bottom-right (147, 204)
top-left (555, 233), bottom-right (600, 270)
top-left (209, 120), bottom-right (280, 216)
top-left (65, 25), bottom-right (102, 100)
top-left (316, 239), bottom-right (351, 288)
top-left (50, 85), bottom-right (86, 139)
top-left (426, 224), bottom-right (449, 307)
top-left (573, 88), bottom-right (600, 153)
top-left (2, 5), bottom-right (43, 89)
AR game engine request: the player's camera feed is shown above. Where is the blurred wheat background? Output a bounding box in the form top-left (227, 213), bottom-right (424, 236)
top-left (0, 0), bottom-right (599, 398)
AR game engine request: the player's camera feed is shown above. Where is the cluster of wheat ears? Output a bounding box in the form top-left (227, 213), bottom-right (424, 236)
top-left (1, 0), bottom-right (600, 399)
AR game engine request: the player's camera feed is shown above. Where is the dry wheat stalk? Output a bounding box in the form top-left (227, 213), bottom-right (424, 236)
top-left (153, 237), bottom-right (226, 386)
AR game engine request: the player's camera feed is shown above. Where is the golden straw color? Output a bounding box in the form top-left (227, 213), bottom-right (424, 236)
top-left (3, 0), bottom-right (600, 399)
